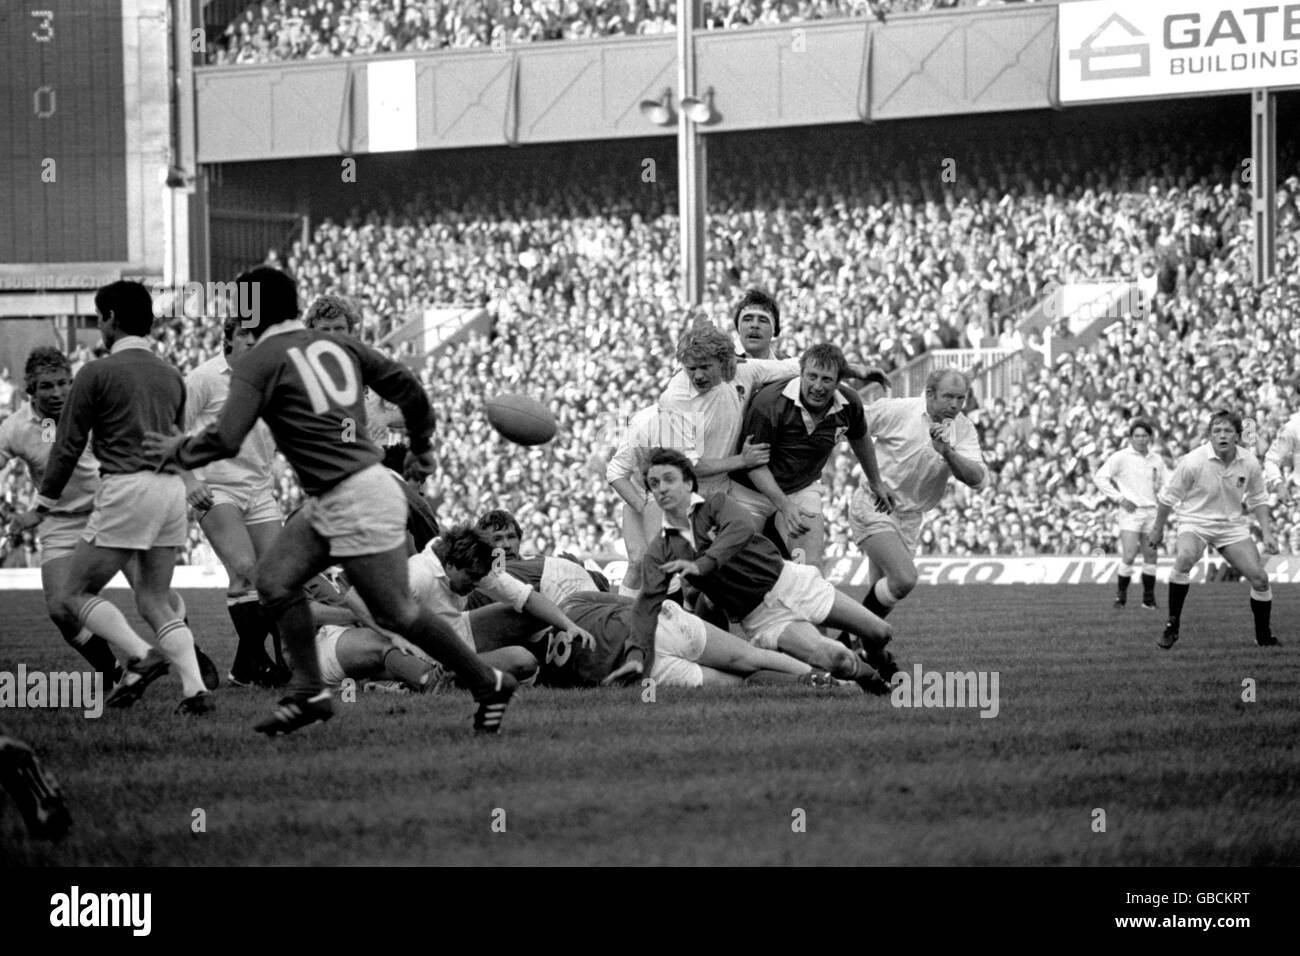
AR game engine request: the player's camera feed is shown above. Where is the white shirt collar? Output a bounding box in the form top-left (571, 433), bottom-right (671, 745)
top-left (110, 336), bottom-right (152, 354)
top-left (661, 493), bottom-right (707, 533)
top-left (782, 376), bottom-right (846, 416)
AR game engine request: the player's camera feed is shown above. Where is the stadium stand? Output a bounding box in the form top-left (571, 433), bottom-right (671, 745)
top-left (2, 101), bottom-right (1297, 566)
top-left (204, 0), bottom-right (1064, 64)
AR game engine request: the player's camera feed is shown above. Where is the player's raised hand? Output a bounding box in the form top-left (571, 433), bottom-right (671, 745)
top-left (660, 559), bottom-right (701, 577)
top-left (404, 447), bottom-right (437, 478)
top-left (739, 436), bottom-right (770, 467)
top-left (143, 427), bottom-right (187, 469)
top-left (929, 419), bottom-right (954, 454)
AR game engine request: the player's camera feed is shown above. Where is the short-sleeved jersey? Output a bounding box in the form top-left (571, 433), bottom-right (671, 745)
top-left (864, 397), bottom-right (987, 513)
top-left (0, 403), bottom-right (98, 516)
top-left (605, 403), bottom-right (698, 494)
top-left (732, 377), bottom-right (867, 495)
top-left (1094, 446), bottom-right (1168, 509)
top-left (1158, 443), bottom-right (1268, 523)
top-left (406, 543), bottom-right (532, 650)
top-left (176, 323), bottom-right (434, 497)
top-left (542, 591), bottom-right (639, 687)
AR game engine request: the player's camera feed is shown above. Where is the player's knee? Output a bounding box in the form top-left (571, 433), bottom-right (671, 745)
top-left (227, 555), bottom-right (258, 588)
top-left (890, 567), bottom-right (918, 597)
top-left (45, 593), bottom-right (76, 629)
top-left (827, 643), bottom-right (857, 675)
top-left (373, 600), bottom-right (419, 635)
top-left (1248, 571), bottom-right (1269, 592)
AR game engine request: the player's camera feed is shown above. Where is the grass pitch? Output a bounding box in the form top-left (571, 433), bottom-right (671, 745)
top-left (1, 584), bottom-right (1297, 866)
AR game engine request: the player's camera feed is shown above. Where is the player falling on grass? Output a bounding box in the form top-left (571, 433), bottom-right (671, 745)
top-left (3, 347), bottom-right (219, 693)
top-left (843, 367), bottom-right (988, 626)
top-left (730, 343), bottom-right (896, 570)
top-left (471, 509), bottom-right (610, 605)
top-left (184, 316), bottom-right (288, 687)
top-left (1093, 418), bottom-right (1168, 610)
top-left (1149, 409), bottom-right (1278, 649)
top-left (33, 283), bottom-right (213, 715)
top-left (615, 449), bottom-right (897, 693)
top-left (146, 266), bottom-right (518, 735)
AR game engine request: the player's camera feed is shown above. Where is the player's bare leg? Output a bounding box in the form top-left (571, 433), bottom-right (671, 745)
top-left (343, 547), bottom-right (518, 732)
top-left (61, 542), bottom-right (160, 696)
top-left (857, 529), bottom-right (917, 620)
top-left (133, 546), bottom-right (210, 711)
top-left (1114, 529), bottom-right (1140, 608)
top-left (1217, 539), bottom-right (1277, 646)
top-left (39, 554), bottom-right (119, 680)
top-left (1161, 532), bottom-right (1207, 649)
top-left (202, 504), bottom-right (280, 682)
top-left (697, 618), bottom-right (811, 677)
top-left (775, 621), bottom-right (891, 694)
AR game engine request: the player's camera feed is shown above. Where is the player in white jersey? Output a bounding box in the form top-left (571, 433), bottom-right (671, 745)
top-left (1263, 409), bottom-right (1300, 501)
top-left (1149, 409), bottom-right (1277, 649)
top-left (185, 317), bottom-right (286, 686)
top-left (844, 368), bottom-right (988, 623)
top-left (2, 347), bottom-right (214, 688)
top-left (1093, 418), bottom-right (1168, 610)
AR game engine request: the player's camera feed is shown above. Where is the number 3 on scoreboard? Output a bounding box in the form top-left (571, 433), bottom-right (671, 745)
top-left (31, 10), bottom-right (54, 42)
top-left (286, 341), bottom-right (360, 413)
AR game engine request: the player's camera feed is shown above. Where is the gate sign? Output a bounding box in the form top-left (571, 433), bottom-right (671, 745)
top-left (1059, 0), bottom-right (1300, 102)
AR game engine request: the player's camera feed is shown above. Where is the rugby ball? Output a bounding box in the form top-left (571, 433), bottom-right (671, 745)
top-left (485, 393), bottom-right (557, 446)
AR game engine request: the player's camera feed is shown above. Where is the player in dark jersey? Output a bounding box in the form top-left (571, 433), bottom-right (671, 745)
top-left (146, 267), bottom-right (516, 735)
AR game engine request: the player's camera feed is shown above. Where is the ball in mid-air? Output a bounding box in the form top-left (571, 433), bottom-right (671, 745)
top-left (485, 393), bottom-right (557, 446)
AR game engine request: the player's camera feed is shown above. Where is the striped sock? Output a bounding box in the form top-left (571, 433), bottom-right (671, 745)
top-left (79, 597), bottom-right (152, 663)
top-left (156, 620), bottom-right (205, 697)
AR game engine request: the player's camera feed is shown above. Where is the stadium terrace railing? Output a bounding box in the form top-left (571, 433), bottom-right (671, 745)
top-left (891, 348), bottom-right (1024, 404)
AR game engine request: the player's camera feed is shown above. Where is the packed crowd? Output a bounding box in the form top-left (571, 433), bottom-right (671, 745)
top-left (3, 106), bottom-right (1298, 567)
top-left (206, 0), bottom-right (1052, 64)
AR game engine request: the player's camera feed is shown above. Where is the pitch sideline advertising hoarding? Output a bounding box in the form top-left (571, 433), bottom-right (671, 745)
top-left (3, 556), bottom-right (1298, 590)
top-left (1059, 0), bottom-right (1300, 103)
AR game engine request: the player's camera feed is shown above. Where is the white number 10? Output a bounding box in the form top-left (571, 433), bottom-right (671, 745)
top-left (287, 341), bottom-right (360, 414)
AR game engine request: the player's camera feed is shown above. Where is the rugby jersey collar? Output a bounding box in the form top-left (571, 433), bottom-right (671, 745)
top-left (661, 493), bottom-right (707, 534)
top-left (783, 375), bottom-right (846, 421)
top-left (109, 336), bottom-right (152, 354)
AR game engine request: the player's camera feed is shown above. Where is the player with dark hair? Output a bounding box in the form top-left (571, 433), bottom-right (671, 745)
top-left (34, 282), bottom-right (213, 714)
top-left (147, 266), bottom-right (518, 734)
top-left (730, 343), bottom-right (895, 568)
top-left (185, 316), bottom-right (287, 686)
top-left (472, 508), bottom-right (610, 599)
top-left (1149, 409), bottom-right (1277, 649)
top-left (1093, 418), bottom-right (1168, 609)
top-left (731, 288), bottom-right (782, 360)
top-left (616, 448), bottom-right (897, 692)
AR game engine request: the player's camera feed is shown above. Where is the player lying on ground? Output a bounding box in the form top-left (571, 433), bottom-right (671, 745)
top-left (1, 347), bottom-right (213, 690)
top-left (618, 448), bottom-right (898, 693)
top-left (148, 266), bottom-right (518, 735)
top-left (1093, 417), bottom-right (1168, 610)
top-left (35, 285), bottom-right (214, 715)
top-left (1149, 408), bottom-right (1278, 649)
top-left (730, 343), bottom-right (896, 569)
top-left (843, 367), bottom-right (988, 628)
top-left (503, 591), bottom-right (823, 688)
top-left (471, 508), bottom-right (610, 602)
top-left (185, 316), bottom-right (289, 687)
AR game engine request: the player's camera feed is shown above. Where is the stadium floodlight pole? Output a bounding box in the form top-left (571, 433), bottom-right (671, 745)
top-left (1251, 88), bottom-right (1277, 285)
top-left (677, 0), bottom-right (707, 307)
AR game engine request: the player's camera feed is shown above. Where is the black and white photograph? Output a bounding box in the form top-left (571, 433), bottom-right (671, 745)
top-left (0, 0), bottom-right (1296, 925)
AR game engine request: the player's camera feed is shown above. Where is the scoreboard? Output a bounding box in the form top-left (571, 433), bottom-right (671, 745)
top-left (1, 1), bottom-right (129, 265)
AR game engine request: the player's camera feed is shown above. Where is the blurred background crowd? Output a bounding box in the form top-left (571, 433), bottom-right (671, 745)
top-left (205, 0), bottom-right (1053, 64)
top-left (2, 100), bottom-right (1298, 568)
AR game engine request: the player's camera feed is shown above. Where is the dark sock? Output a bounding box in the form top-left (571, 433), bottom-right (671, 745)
top-left (67, 632), bottom-right (119, 680)
top-left (1116, 575), bottom-right (1130, 600)
top-left (228, 600), bottom-right (273, 674)
top-left (382, 648), bottom-right (435, 692)
top-left (406, 607), bottom-right (497, 695)
top-left (269, 620), bottom-right (286, 668)
top-left (265, 596), bottom-right (322, 696)
top-left (862, 589), bottom-right (892, 619)
top-left (1141, 573), bottom-right (1155, 601)
top-left (1168, 581), bottom-right (1189, 622)
top-left (1250, 597), bottom-right (1272, 641)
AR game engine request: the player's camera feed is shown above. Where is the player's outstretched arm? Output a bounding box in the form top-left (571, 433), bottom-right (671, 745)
top-left (34, 369), bottom-right (95, 510)
top-left (356, 343), bottom-right (435, 452)
top-left (154, 377), bottom-right (263, 469)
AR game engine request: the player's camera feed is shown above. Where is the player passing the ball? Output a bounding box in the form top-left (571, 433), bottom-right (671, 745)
top-left (147, 267), bottom-right (518, 735)
top-left (1148, 409), bottom-right (1278, 649)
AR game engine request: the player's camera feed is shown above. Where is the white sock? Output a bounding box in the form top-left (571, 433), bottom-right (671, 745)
top-left (875, 578), bottom-right (900, 608)
top-left (80, 597), bottom-right (152, 662)
top-left (618, 583), bottom-right (641, 599)
top-left (157, 620), bottom-right (205, 697)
